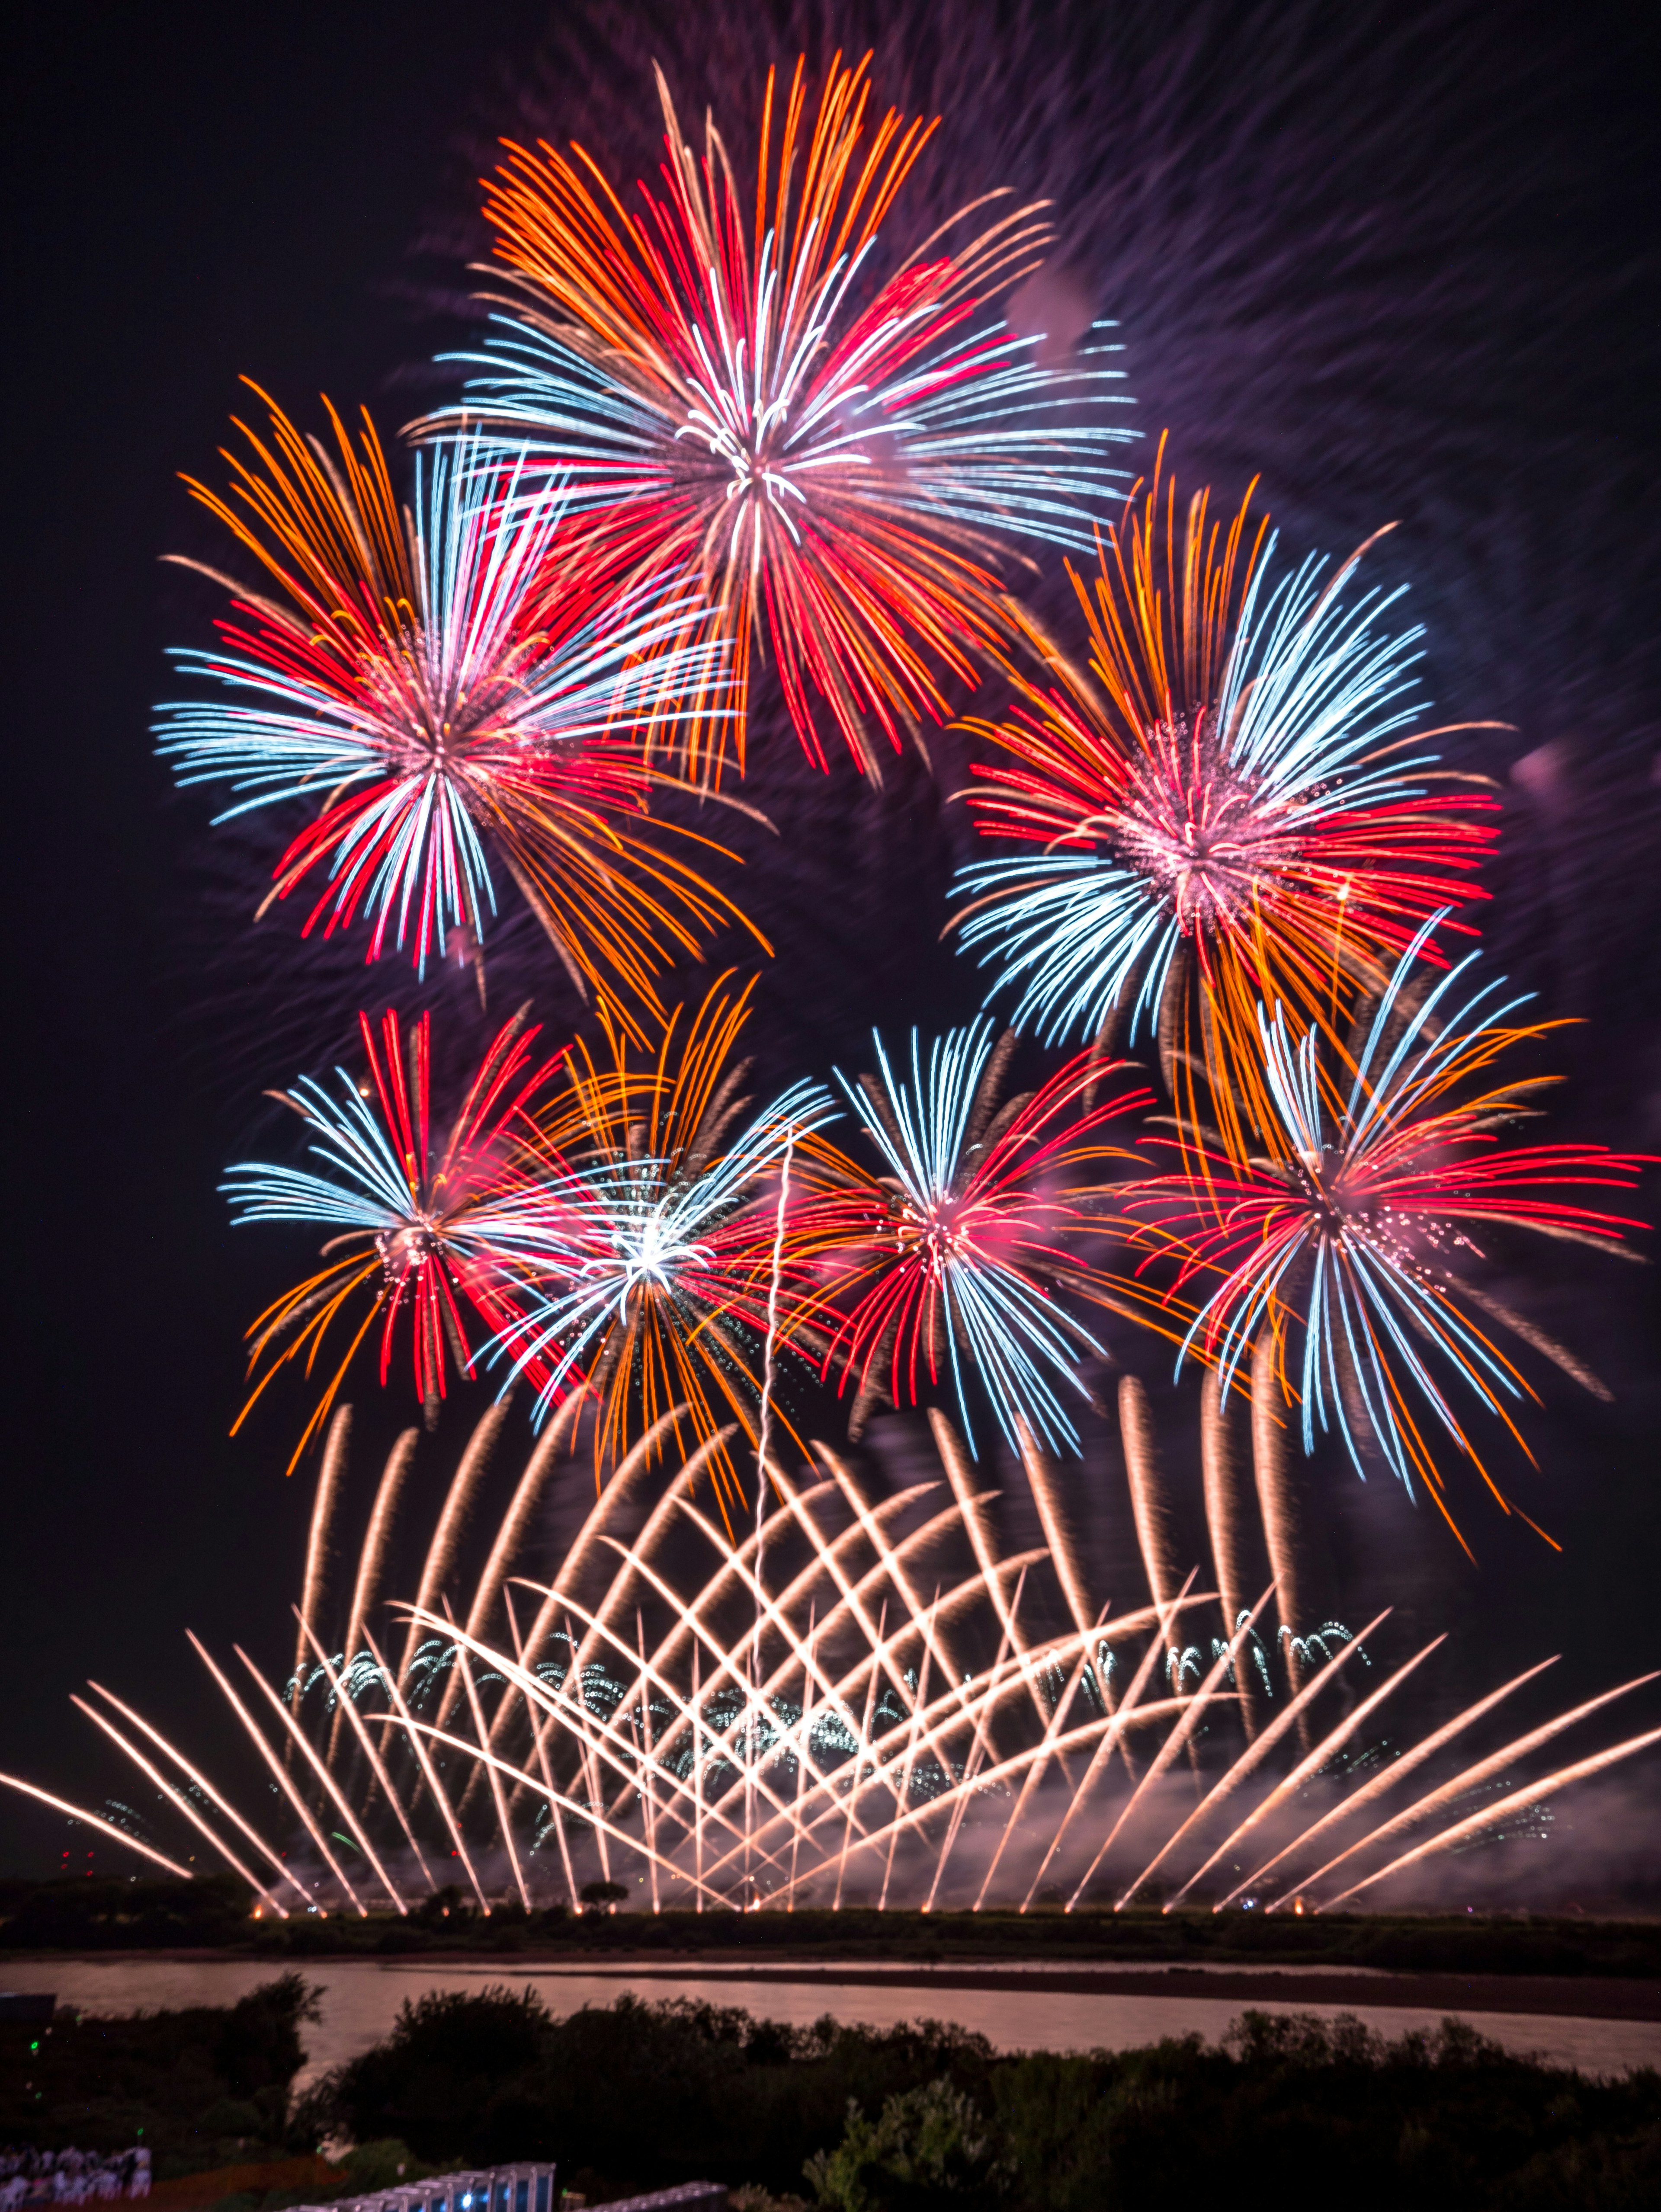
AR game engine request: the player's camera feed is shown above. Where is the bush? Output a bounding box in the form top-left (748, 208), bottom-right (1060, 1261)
top-left (804, 2083), bottom-right (1007, 2212)
top-left (295, 1994), bottom-right (1661, 2210)
top-left (0, 1974), bottom-right (319, 2171)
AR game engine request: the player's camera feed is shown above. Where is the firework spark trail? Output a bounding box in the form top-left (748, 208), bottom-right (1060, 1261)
top-left (436, 1392), bottom-right (585, 1747)
top-left (1255, 1657), bottom-right (1560, 1912)
top-left (507, 1589), bottom-right (584, 1908)
top-left (972, 1602), bottom-right (1110, 1908)
top-left (1318, 1727), bottom-right (1661, 1914)
top-left (1159, 1630), bottom-right (1451, 1913)
top-left (187, 1632), bottom-right (366, 1913)
top-left (67, 1697), bottom-right (291, 1915)
top-left (295, 1611), bottom-right (434, 1887)
top-left (83, 1681), bottom-right (315, 1909)
top-left (1286, 1670), bottom-right (1661, 1908)
top-left (236, 1641), bottom-right (407, 1911)
top-left (437, 54), bottom-right (1133, 781)
top-left (1169, 1616), bottom-right (1414, 1909)
top-left (361, 1623), bottom-right (491, 1913)
top-left (397, 1398), bottom-right (516, 1687)
top-left (1103, 1585), bottom-right (1283, 1908)
top-left (0, 1777), bottom-right (195, 1881)
top-left (1118, 1376), bottom-right (1179, 1620)
top-left (329, 1426), bottom-right (418, 1767)
top-left (1013, 1418), bottom-right (1096, 1646)
top-left (446, 1602), bottom-right (532, 1912)
top-left (293, 1405), bottom-right (352, 1716)
top-left (1250, 1322), bottom-right (1308, 1703)
top-left (1199, 1370), bottom-right (1255, 1735)
top-left (1019, 1570), bottom-right (1206, 1910)
top-left (494, 1415), bottom-right (724, 1805)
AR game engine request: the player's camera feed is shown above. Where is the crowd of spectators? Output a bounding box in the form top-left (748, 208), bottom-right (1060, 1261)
top-left (0, 2147), bottom-right (151, 2205)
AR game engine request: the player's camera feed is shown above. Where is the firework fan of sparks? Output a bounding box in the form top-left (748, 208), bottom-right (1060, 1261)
top-left (7, 1406), bottom-right (1659, 1920)
top-left (951, 448), bottom-right (1501, 1154)
top-left (779, 1021), bottom-right (1154, 1457)
top-left (1121, 920), bottom-right (1653, 1546)
top-left (224, 1005), bottom-right (572, 1469)
top-left (156, 387), bottom-right (760, 1028)
top-left (487, 974), bottom-right (853, 1514)
top-left (433, 52), bottom-right (1132, 781)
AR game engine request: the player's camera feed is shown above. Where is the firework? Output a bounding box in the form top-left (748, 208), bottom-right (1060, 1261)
top-left (156, 388), bottom-right (756, 1021)
top-left (950, 450), bottom-right (1499, 1153)
top-left (1121, 921), bottom-right (1651, 1541)
top-left (225, 1005), bottom-right (569, 1469)
top-left (787, 1022), bottom-right (1151, 1455)
top-left (8, 1404), bottom-right (1655, 1916)
top-left (487, 976), bottom-right (848, 1511)
top-left (434, 54), bottom-right (1131, 781)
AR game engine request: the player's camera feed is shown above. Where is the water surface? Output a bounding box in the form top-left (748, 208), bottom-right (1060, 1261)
top-left (2, 1956), bottom-right (1656, 2082)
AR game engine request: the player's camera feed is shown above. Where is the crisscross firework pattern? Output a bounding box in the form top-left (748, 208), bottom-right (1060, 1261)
top-left (12, 1411), bottom-right (1658, 1919)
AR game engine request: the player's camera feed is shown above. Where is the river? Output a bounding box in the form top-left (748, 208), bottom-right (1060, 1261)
top-left (3, 1956), bottom-right (1660, 2081)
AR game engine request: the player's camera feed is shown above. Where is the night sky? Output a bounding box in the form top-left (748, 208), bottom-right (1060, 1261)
top-left (3, 0), bottom-right (1658, 1879)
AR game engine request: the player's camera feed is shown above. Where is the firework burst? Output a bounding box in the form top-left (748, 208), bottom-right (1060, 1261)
top-left (437, 53), bottom-right (1131, 781)
top-left (1122, 922), bottom-right (1651, 1543)
top-left (951, 449), bottom-right (1500, 1153)
top-left (489, 976), bottom-right (847, 1511)
top-left (226, 1006), bottom-right (571, 1469)
top-left (157, 387), bottom-right (757, 1028)
top-left (786, 1022), bottom-right (1152, 1455)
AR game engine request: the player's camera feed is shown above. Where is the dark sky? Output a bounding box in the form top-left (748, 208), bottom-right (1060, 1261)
top-left (1, 0), bottom-right (1657, 1877)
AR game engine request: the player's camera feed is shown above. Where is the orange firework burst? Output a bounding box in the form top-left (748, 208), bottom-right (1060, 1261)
top-left (159, 387), bottom-right (763, 1037)
top-left (446, 53), bottom-right (1130, 781)
top-left (952, 445), bottom-right (1502, 1155)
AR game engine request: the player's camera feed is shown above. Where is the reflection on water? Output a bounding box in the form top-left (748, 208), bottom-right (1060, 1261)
top-left (1, 1956), bottom-right (1657, 2082)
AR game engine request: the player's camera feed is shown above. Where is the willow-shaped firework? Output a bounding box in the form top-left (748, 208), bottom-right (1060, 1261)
top-left (1122, 922), bottom-right (1651, 1542)
top-left (951, 451), bottom-right (1498, 1153)
top-left (225, 1007), bottom-right (569, 1469)
top-left (156, 388), bottom-right (755, 1025)
top-left (489, 976), bottom-right (847, 1511)
top-left (439, 53), bottom-right (1130, 780)
top-left (785, 1022), bottom-right (1151, 1456)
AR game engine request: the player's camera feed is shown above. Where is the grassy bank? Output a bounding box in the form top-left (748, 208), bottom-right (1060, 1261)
top-left (5, 1875), bottom-right (1661, 1979)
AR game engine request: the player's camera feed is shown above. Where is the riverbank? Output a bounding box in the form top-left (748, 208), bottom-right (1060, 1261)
top-left (6, 1879), bottom-right (1661, 1979)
